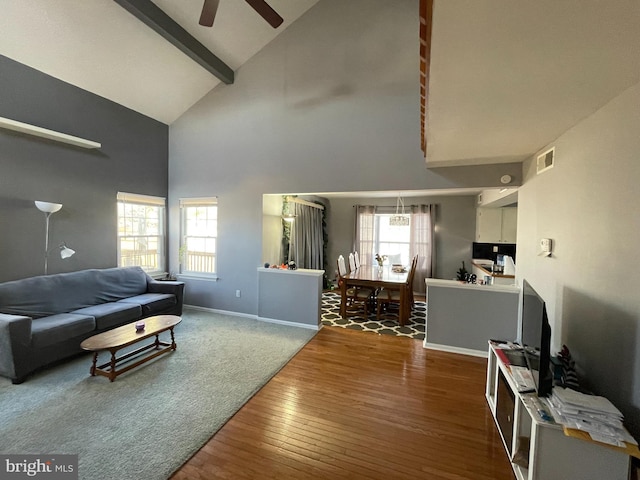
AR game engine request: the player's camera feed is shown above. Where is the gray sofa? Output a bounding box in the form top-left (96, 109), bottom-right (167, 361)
top-left (0, 266), bottom-right (184, 384)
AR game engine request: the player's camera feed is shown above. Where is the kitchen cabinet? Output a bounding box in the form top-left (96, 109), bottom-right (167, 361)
top-left (476, 207), bottom-right (517, 243)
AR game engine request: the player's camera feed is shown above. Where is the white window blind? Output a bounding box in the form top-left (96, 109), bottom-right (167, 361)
top-left (179, 197), bottom-right (217, 207)
top-left (117, 192), bottom-right (166, 206)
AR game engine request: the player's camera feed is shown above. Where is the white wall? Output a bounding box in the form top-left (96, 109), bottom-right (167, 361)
top-left (168, 0), bottom-right (520, 314)
top-left (516, 80), bottom-right (640, 435)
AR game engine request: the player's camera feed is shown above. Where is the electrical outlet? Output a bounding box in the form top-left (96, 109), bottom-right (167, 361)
top-left (235, 290), bottom-right (241, 298)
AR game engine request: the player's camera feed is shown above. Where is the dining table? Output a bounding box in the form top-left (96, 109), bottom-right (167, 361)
top-left (339, 265), bottom-right (410, 325)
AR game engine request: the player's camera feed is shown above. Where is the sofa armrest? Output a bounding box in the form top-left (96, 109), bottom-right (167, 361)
top-left (0, 314), bottom-right (32, 379)
top-left (0, 314), bottom-right (32, 344)
top-left (147, 280), bottom-right (185, 314)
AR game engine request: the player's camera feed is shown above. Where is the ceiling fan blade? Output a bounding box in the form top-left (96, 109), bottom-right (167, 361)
top-left (244, 0), bottom-right (284, 28)
top-left (199, 0), bottom-right (220, 27)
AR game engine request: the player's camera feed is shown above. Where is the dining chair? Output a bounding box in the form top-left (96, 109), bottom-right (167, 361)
top-left (386, 253), bottom-right (402, 265)
top-left (354, 251), bottom-right (361, 269)
top-left (348, 252), bottom-right (356, 272)
top-left (375, 255), bottom-right (418, 325)
top-left (337, 255), bottom-right (374, 318)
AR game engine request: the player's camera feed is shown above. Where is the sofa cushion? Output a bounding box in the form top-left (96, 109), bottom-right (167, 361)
top-left (31, 314), bottom-right (96, 348)
top-left (0, 267), bottom-right (149, 318)
top-left (73, 303), bottom-right (142, 330)
top-left (91, 267), bottom-right (150, 302)
top-left (118, 294), bottom-right (176, 316)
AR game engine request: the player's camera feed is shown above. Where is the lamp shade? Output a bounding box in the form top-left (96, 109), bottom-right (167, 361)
top-left (59, 244), bottom-right (75, 259)
top-left (35, 201), bottom-right (62, 213)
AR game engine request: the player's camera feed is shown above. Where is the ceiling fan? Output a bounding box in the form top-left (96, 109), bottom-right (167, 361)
top-left (199, 0), bottom-right (284, 28)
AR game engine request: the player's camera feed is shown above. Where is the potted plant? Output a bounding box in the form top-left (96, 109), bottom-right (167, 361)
top-left (375, 253), bottom-right (387, 267)
top-left (456, 261), bottom-right (469, 281)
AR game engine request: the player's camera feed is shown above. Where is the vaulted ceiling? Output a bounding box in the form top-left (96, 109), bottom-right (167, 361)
top-left (0, 0), bottom-right (319, 124)
top-left (1, 0), bottom-right (639, 169)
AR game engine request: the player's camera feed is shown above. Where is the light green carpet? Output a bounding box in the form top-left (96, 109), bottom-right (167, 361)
top-left (0, 309), bottom-right (317, 479)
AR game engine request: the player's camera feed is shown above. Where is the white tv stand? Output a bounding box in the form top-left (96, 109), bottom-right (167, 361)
top-left (485, 342), bottom-right (630, 480)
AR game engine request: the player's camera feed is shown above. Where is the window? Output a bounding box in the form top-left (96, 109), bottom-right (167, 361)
top-left (355, 204), bottom-right (434, 288)
top-left (180, 197), bottom-right (218, 276)
top-left (117, 192), bottom-right (166, 276)
top-left (374, 214), bottom-right (411, 265)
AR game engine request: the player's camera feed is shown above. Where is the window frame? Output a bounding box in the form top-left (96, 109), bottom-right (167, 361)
top-left (116, 192), bottom-right (166, 277)
top-left (179, 197), bottom-right (218, 279)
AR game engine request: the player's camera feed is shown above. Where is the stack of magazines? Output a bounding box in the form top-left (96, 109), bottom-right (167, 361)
top-left (546, 387), bottom-right (637, 447)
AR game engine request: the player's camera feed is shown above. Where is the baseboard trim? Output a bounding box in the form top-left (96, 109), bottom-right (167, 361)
top-left (184, 304), bottom-right (257, 320)
top-left (184, 305), bottom-right (321, 331)
top-left (257, 316), bottom-right (322, 331)
top-left (423, 342), bottom-right (488, 358)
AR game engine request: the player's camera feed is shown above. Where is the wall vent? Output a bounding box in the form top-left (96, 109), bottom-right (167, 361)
top-left (537, 147), bottom-right (555, 174)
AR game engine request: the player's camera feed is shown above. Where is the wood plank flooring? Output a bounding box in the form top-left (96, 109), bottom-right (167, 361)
top-left (170, 327), bottom-right (514, 479)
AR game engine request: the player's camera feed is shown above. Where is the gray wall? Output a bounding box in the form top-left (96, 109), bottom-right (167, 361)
top-left (517, 80), bottom-right (640, 435)
top-left (168, 0), bottom-right (520, 314)
top-left (425, 282), bottom-right (519, 353)
top-left (0, 55), bottom-right (168, 282)
top-left (324, 195), bottom-right (477, 283)
top-left (257, 268), bottom-right (322, 328)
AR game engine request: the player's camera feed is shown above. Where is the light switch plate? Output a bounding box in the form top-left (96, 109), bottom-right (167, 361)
top-left (540, 238), bottom-right (552, 252)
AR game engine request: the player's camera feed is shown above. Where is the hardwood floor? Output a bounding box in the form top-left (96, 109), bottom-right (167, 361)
top-left (170, 327), bottom-right (514, 479)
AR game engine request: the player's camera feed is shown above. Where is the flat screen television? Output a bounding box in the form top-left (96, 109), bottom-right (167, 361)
top-left (519, 280), bottom-right (553, 397)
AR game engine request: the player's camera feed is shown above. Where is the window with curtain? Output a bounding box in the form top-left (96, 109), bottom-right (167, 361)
top-left (355, 204), bottom-right (434, 292)
top-left (117, 192), bottom-right (166, 276)
top-left (287, 200), bottom-right (324, 270)
top-left (179, 197), bottom-right (218, 277)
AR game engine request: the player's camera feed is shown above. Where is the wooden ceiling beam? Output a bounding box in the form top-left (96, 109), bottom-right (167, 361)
top-left (419, 0), bottom-right (433, 154)
top-left (114, 0), bottom-right (234, 84)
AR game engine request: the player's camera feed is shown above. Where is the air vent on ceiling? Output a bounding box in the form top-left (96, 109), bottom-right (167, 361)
top-left (537, 147), bottom-right (555, 174)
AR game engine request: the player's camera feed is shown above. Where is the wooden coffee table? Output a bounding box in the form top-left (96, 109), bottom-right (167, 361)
top-left (80, 315), bottom-right (181, 382)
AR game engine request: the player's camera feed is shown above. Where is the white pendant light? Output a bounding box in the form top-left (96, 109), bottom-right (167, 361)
top-left (389, 195), bottom-right (410, 226)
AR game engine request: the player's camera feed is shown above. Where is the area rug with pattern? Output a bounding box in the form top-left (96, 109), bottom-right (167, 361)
top-left (321, 291), bottom-right (425, 340)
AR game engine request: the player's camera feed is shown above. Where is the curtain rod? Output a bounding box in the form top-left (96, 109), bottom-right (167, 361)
top-left (352, 204), bottom-right (423, 208)
top-left (286, 196), bottom-right (324, 210)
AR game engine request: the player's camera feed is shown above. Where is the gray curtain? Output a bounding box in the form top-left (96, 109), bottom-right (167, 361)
top-left (409, 204), bottom-right (435, 294)
top-left (288, 202), bottom-right (323, 269)
top-left (354, 205), bottom-right (376, 266)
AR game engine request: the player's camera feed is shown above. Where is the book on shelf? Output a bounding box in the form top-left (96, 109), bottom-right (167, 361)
top-left (494, 348), bottom-right (510, 366)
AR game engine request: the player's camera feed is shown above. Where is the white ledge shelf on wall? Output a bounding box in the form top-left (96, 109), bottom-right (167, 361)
top-left (0, 116), bottom-right (101, 149)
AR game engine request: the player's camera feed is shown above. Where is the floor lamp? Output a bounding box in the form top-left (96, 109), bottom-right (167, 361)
top-left (35, 201), bottom-right (75, 275)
